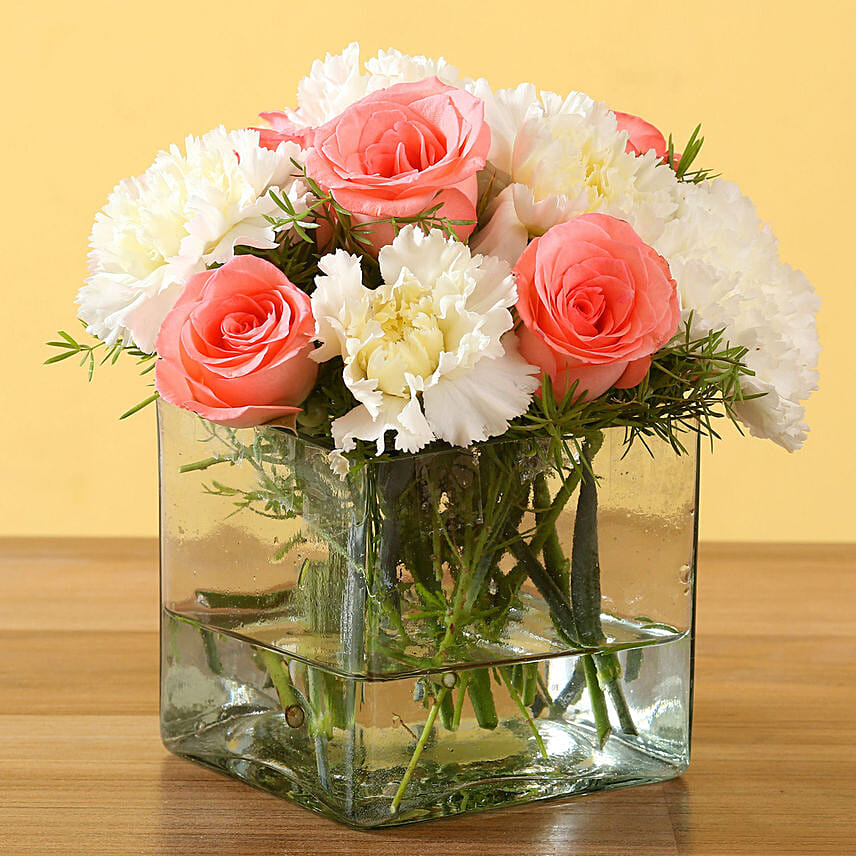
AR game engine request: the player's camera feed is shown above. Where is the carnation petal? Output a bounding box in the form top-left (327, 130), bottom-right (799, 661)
top-left (471, 184), bottom-right (574, 266)
top-left (422, 341), bottom-right (539, 447)
top-left (313, 227), bottom-right (536, 458)
top-left (470, 82), bottom-right (681, 249)
top-left (311, 250), bottom-right (372, 362)
top-left (654, 179), bottom-right (820, 449)
top-left (122, 279), bottom-right (186, 354)
top-left (79, 126), bottom-right (303, 351)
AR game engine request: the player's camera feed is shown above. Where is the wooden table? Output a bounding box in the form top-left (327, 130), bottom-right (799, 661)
top-left (2, 540), bottom-right (854, 855)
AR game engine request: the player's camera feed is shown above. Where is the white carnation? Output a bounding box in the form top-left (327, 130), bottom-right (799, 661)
top-left (469, 81), bottom-right (679, 264)
top-left (311, 227), bottom-right (538, 456)
top-left (282, 43), bottom-right (460, 129)
top-left (470, 184), bottom-right (572, 267)
top-left (466, 80), bottom-right (593, 177)
top-left (364, 47), bottom-right (460, 90)
top-left (283, 43), bottom-right (370, 129)
top-left (77, 127), bottom-right (307, 352)
top-left (655, 179), bottom-right (820, 450)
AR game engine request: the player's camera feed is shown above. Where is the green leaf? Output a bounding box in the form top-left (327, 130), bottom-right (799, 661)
top-left (43, 350), bottom-right (78, 365)
top-left (667, 123), bottom-right (718, 184)
top-left (119, 392), bottom-right (159, 420)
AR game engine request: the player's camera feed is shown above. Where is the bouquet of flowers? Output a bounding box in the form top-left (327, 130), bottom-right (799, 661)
top-left (54, 43), bottom-right (819, 454)
top-left (48, 45), bottom-right (820, 826)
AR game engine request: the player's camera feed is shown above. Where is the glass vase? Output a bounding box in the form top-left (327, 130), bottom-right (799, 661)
top-left (158, 399), bottom-right (699, 828)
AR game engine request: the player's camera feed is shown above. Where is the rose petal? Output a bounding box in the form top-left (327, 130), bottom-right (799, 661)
top-left (513, 213), bottom-right (680, 401)
top-left (306, 77), bottom-right (490, 254)
top-left (155, 256), bottom-right (318, 426)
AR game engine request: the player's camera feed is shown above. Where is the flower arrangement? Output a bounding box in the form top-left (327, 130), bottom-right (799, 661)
top-left (51, 43), bottom-right (819, 455)
top-left (49, 45), bottom-right (820, 826)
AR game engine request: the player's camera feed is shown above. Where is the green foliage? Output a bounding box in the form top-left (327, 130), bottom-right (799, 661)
top-left (203, 319), bottom-right (755, 478)
top-left (508, 319), bottom-right (756, 459)
top-left (45, 328), bottom-right (155, 379)
top-left (45, 327), bottom-right (159, 418)
top-left (666, 124), bottom-right (720, 184)
top-left (183, 419), bottom-right (303, 519)
top-left (119, 392), bottom-right (160, 420)
top-left (294, 358), bottom-right (357, 446)
top-left (237, 221), bottom-right (319, 292)
top-left (259, 161), bottom-right (475, 291)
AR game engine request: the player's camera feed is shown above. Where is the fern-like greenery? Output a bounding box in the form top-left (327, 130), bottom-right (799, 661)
top-left (44, 327), bottom-right (159, 418)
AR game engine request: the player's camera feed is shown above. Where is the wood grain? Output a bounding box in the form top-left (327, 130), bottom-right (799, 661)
top-left (1, 540), bottom-right (854, 855)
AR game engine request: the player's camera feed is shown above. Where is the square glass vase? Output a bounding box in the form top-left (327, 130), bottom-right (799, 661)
top-left (158, 400), bottom-right (699, 828)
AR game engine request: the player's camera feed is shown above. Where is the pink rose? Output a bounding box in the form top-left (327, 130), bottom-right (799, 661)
top-left (613, 111), bottom-right (668, 159)
top-left (305, 77), bottom-right (490, 252)
top-left (254, 111), bottom-right (315, 150)
top-left (155, 255), bottom-right (318, 428)
top-left (514, 213), bottom-right (680, 401)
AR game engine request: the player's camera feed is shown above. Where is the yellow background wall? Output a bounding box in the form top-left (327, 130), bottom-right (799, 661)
top-left (3, 0), bottom-right (852, 540)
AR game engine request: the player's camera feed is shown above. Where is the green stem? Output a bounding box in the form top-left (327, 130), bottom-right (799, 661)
top-left (260, 649), bottom-right (299, 711)
top-left (200, 628), bottom-right (222, 675)
top-left (570, 437), bottom-right (637, 738)
top-left (342, 493), bottom-right (368, 816)
top-left (307, 667), bottom-right (332, 789)
top-left (195, 587), bottom-right (293, 611)
top-left (392, 445), bottom-right (550, 806)
top-left (582, 654), bottom-right (611, 748)
top-left (178, 455), bottom-right (230, 473)
top-left (467, 666), bottom-right (498, 730)
top-left (571, 439), bottom-right (604, 647)
top-left (313, 735), bottom-right (330, 791)
top-left (508, 538), bottom-right (576, 646)
top-left (390, 687), bottom-right (448, 815)
top-left (535, 670), bottom-right (554, 708)
top-left (436, 678), bottom-right (457, 731)
top-left (596, 653), bottom-right (639, 736)
top-left (530, 472), bottom-right (582, 554)
top-left (322, 669), bottom-right (348, 731)
top-left (522, 662), bottom-right (538, 707)
top-left (528, 433), bottom-right (605, 558)
top-left (393, 458), bottom-right (512, 799)
top-left (534, 472), bottom-right (569, 600)
top-left (519, 436), bottom-right (620, 745)
top-left (377, 459), bottom-right (413, 597)
top-left (307, 667), bottom-right (332, 739)
top-left (451, 672), bottom-right (470, 730)
top-left (499, 668), bottom-right (548, 759)
top-left (550, 658), bottom-right (586, 716)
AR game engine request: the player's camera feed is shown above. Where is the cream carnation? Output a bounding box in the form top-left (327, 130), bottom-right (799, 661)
top-left (466, 80), bottom-right (594, 177)
top-left (282, 43), bottom-right (370, 130)
top-left (364, 47), bottom-right (460, 90)
top-left (280, 43), bottom-right (460, 130)
top-left (77, 127), bottom-right (307, 352)
top-left (311, 226), bottom-right (538, 456)
top-left (469, 82), bottom-right (679, 265)
top-left (655, 179), bottom-right (820, 450)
